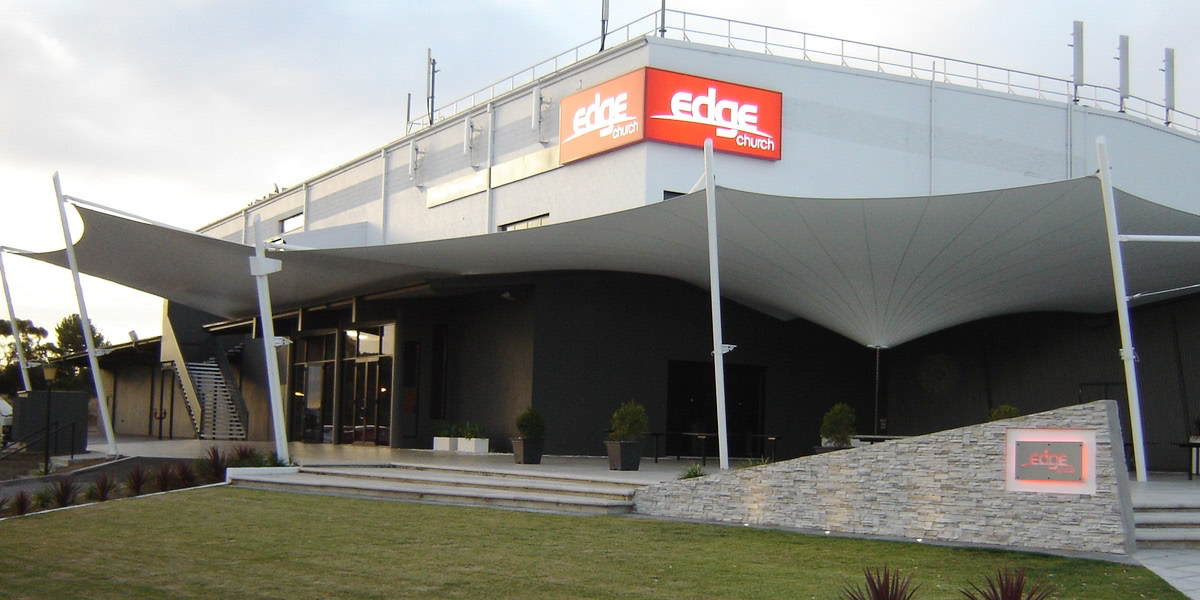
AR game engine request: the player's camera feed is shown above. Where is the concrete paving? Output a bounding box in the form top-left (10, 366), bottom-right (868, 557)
top-left (83, 435), bottom-right (1200, 597)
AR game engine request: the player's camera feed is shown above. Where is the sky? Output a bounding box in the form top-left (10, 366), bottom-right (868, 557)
top-left (2, 0), bottom-right (1199, 346)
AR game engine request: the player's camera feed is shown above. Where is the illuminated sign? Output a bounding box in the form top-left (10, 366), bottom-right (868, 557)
top-left (558, 70), bottom-right (646, 164)
top-left (1005, 429), bottom-right (1096, 495)
top-left (558, 68), bottom-right (782, 164)
top-left (1015, 441), bottom-right (1083, 481)
top-left (644, 68), bottom-right (782, 160)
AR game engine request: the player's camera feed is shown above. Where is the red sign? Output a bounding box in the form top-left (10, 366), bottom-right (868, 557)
top-left (558, 68), bottom-right (782, 164)
top-left (644, 68), bottom-right (781, 160)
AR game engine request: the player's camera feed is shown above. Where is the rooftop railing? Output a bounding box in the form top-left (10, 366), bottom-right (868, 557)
top-left (406, 9), bottom-right (1198, 139)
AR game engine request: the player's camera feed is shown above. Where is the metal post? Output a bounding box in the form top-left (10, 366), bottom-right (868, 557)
top-left (52, 173), bottom-right (118, 456)
top-left (703, 139), bottom-right (730, 471)
top-left (250, 215), bottom-right (291, 464)
top-left (43, 381), bottom-right (52, 474)
top-left (1118, 35), bottom-right (1130, 113)
top-left (1096, 137), bottom-right (1148, 482)
top-left (1164, 48), bottom-right (1176, 125)
top-left (659, 0), bottom-right (667, 37)
top-left (0, 250), bottom-right (32, 392)
top-left (1072, 21), bottom-right (1084, 102)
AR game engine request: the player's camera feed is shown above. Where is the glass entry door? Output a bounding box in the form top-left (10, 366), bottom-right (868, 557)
top-left (345, 357), bottom-right (392, 445)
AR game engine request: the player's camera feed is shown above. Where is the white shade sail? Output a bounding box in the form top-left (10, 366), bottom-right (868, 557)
top-left (21, 177), bottom-right (1200, 347)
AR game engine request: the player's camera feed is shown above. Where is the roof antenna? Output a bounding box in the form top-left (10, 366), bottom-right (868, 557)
top-left (426, 48), bottom-right (438, 125)
top-left (599, 0), bottom-right (610, 51)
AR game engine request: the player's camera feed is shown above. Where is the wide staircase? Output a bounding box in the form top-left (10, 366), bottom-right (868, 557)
top-left (184, 359), bottom-right (247, 441)
top-left (227, 463), bottom-right (646, 515)
top-left (1133, 491), bottom-right (1200, 549)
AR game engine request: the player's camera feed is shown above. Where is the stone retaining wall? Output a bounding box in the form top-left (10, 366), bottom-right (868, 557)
top-left (634, 400), bottom-right (1134, 555)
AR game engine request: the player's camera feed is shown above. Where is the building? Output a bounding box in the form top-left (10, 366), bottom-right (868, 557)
top-left (24, 11), bottom-right (1200, 470)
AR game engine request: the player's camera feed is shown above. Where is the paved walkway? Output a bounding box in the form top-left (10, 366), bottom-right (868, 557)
top-left (84, 435), bottom-right (1200, 598)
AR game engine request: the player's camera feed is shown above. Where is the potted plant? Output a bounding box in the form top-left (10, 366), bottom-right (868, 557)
top-left (818, 402), bottom-right (855, 451)
top-left (433, 421), bottom-right (458, 452)
top-left (457, 422), bottom-right (489, 454)
top-left (605, 400), bottom-right (648, 471)
top-left (511, 406), bottom-right (546, 464)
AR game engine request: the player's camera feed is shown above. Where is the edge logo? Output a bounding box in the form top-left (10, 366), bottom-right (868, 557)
top-left (651, 87), bottom-right (774, 152)
top-left (564, 92), bottom-right (640, 144)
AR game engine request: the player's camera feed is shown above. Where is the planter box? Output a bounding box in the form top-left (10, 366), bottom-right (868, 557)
top-left (457, 437), bottom-right (489, 454)
top-left (605, 440), bottom-right (642, 471)
top-left (433, 436), bottom-right (457, 452)
top-left (511, 438), bottom-right (544, 464)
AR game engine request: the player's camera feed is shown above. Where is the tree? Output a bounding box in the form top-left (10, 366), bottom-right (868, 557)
top-left (0, 318), bottom-right (52, 395)
top-left (48, 314), bottom-right (108, 391)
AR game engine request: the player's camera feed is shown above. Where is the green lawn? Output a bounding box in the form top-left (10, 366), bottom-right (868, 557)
top-left (0, 487), bottom-right (1183, 599)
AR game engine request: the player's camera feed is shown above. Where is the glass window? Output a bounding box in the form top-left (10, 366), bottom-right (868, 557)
top-left (281, 213), bottom-right (304, 233)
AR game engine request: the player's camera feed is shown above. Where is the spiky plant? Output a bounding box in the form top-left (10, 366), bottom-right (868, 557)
top-left (12, 490), bottom-right (32, 515)
top-left (174, 461), bottom-right (198, 488)
top-left (679, 464), bottom-right (706, 479)
top-left (154, 462), bottom-right (176, 492)
top-left (84, 473), bottom-right (118, 501)
top-left (124, 464), bottom-right (149, 496)
top-left (0, 494), bottom-right (9, 516)
top-left (841, 566), bottom-right (920, 600)
top-left (199, 446), bottom-right (227, 483)
top-left (960, 567), bottom-right (1055, 600)
top-left (50, 477), bottom-right (80, 508)
top-left (231, 444), bottom-right (263, 467)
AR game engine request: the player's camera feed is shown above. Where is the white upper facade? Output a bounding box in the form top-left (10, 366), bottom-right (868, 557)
top-left (199, 17), bottom-right (1200, 250)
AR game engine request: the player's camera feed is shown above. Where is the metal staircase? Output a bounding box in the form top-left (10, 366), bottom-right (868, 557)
top-left (179, 358), bottom-right (247, 441)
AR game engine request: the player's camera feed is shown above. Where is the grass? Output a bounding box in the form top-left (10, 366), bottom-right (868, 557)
top-left (0, 487), bottom-right (1184, 599)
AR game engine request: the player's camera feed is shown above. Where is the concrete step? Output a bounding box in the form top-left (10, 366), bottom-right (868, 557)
top-left (300, 466), bottom-right (640, 500)
top-left (1135, 511), bottom-right (1200, 528)
top-left (228, 471), bottom-right (634, 515)
top-left (1135, 527), bottom-right (1200, 548)
top-left (386, 461), bottom-right (653, 488)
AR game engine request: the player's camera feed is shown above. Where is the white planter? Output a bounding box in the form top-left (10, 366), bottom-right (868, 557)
top-left (457, 437), bottom-right (489, 454)
top-left (433, 436), bottom-right (457, 452)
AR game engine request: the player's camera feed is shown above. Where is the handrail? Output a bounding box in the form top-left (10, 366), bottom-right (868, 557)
top-left (404, 9), bottom-right (1198, 139)
top-left (0, 421), bottom-right (78, 466)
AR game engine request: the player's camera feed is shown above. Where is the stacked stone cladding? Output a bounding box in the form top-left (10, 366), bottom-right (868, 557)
top-left (634, 400), bottom-right (1134, 555)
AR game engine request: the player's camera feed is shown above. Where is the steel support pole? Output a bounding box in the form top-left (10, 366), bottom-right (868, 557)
top-left (703, 139), bottom-right (730, 471)
top-left (0, 250), bottom-right (33, 392)
top-left (250, 215), bottom-right (291, 464)
top-left (53, 173), bottom-right (118, 456)
top-left (1096, 137), bottom-right (1148, 482)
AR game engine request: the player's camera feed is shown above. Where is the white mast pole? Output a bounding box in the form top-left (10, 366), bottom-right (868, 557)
top-left (1096, 137), bottom-right (1147, 482)
top-left (0, 250), bottom-right (33, 392)
top-left (250, 215), bottom-right (290, 464)
top-left (52, 173), bottom-right (119, 456)
top-left (703, 139), bottom-right (730, 471)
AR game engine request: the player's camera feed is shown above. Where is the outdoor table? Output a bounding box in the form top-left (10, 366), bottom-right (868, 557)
top-left (678, 432), bottom-right (714, 466)
top-left (645, 431), bottom-right (664, 463)
top-left (1178, 441), bottom-right (1200, 480)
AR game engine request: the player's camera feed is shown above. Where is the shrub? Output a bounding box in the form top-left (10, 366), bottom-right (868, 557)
top-left (33, 487), bottom-right (53, 510)
top-left (840, 566), bottom-right (919, 600)
top-left (960, 567), bottom-right (1054, 600)
top-left (820, 403), bottom-right (856, 447)
top-left (199, 446), bottom-right (227, 483)
top-left (608, 401), bottom-right (648, 442)
top-left (12, 490), bottom-right (32, 515)
top-left (988, 405), bottom-right (1020, 422)
top-left (515, 406), bottom-right (545, 440)
top-left (679, 464), bottom-right (705, 479)
top-left (433, 421), bottom-right (458, 437)
top-left (230, 445), bottom-right (266, 467)
top-left (85, 473), bottom-right (119, 502)
top-left (266, 452), bottom-right (289, 467)
top-left (124, 464), bottom-right (149, 496)
top-left (459, 422), bottom-right (483, 439)
top-left (175, 461), bottom-right (198, 488)
top-left (739, 456), bottom-right (771, 469)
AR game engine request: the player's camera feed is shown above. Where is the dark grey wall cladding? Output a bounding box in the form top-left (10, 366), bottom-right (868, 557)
top-left (886, 293), bottom-right (1200, 471)
top-left (529, 272), bottom-right (873, 458)
top-left (309, 175), bottom-right (382, 223)
top-left (634, 400), bottom-right (1133, 556)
